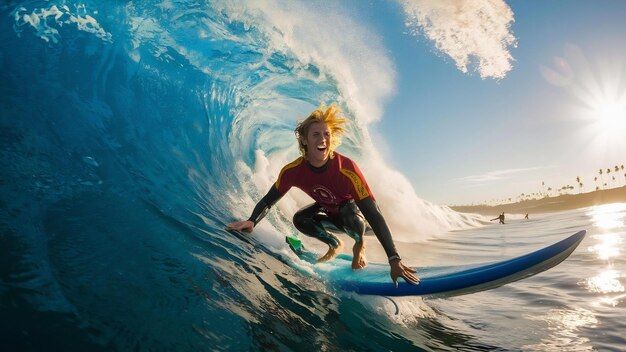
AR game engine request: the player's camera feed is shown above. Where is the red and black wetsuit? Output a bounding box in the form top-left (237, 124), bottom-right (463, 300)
top-left (247, 153), bottom-right (399, 260)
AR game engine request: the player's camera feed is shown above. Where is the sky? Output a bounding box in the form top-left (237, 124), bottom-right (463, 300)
top-left (346, 0), bottom-right (626, 206)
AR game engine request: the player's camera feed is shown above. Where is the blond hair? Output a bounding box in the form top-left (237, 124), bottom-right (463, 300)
top-left (295, 103), bottom-right (347, 157)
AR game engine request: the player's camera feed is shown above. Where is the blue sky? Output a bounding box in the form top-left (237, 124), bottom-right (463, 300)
top-left (355, 0), bottom-right (626, 205)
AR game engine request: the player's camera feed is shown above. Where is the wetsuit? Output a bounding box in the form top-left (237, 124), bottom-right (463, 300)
top-left (247, 153), bottom-right (399, 260)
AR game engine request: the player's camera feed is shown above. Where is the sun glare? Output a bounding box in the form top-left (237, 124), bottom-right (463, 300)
top-left (591, 99), bottom-right (626, 134)
top-left (551, 45), bottom-right (626, 157)
top-left (576, 87), bottom-right (626, 159)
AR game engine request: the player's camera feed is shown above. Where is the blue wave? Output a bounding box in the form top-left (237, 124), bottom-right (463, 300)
top-left (1, 1), bottom-right (485, 350)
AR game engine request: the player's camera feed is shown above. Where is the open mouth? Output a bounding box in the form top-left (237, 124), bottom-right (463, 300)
top-left (316, 144), bottom-right (327, 152)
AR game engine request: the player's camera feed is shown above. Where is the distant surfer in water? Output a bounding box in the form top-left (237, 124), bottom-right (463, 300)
top-left (491, 212), bottom-right (505, 224)
top-left (227, 103), bottom-right (420, 287)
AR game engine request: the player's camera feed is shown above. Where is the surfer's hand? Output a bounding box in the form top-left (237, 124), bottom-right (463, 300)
top-left (226, 220), bottom-right (254, 233)
top-left (390, 259), bottom-right (420, 288)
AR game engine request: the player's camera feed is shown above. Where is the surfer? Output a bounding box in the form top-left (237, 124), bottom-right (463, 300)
top-left (491, 212), bottom-right (505, 224)
top-left (227, 103), bottom-right (419, 287)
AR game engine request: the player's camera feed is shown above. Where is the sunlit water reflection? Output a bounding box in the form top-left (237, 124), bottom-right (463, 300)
top-left (416, 203), bottom-right (626, 351)
top-left (524, 307), bottom-right (597, 351)
top-left (585, 203), bottom-right (625, 307)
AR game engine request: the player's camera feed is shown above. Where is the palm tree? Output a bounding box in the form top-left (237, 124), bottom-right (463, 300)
top-left (599, 169), bottom-right (604, 189)
top-left (607, 168), bottom-right (612, 188)
top-left (576, 176), bottom-right (582, 193)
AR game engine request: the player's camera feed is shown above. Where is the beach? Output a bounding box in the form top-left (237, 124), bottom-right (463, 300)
top-left (450, 185), bottom-right (626, 216)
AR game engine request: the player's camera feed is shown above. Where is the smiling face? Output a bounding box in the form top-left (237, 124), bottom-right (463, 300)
top-left (303, 122), bottom-right (332, 167)
top-left (295, 103), bottom-right (346, 163)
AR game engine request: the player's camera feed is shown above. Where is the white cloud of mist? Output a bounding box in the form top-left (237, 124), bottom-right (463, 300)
top-left (359, 149), bottom-right (486, 242)
top-left (401, 0), bottom-right (517, 79)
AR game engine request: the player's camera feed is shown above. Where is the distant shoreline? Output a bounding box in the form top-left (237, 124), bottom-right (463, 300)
top-left (450, 185), bottom-right (626, 216)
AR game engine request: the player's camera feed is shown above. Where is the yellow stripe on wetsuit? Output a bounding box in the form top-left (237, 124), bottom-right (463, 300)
top-left (340, 168), bottom-right (370, 200)
top-left (275, 157), bottom-right (303, 189)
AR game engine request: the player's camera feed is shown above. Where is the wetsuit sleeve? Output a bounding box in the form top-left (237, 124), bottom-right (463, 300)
top-left (356, 197), bottom-right (399, 260)
top-left (339, 157), bottom-right (375, 201)
top-left (247, 185), bottom-right (283, 225)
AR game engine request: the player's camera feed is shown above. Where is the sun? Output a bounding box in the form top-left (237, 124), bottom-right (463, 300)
top-left (592, 99), bottom-right (626, 134)
top-left (563, 52), bottom-right (626, 155)
top-left (580, 94), bottom-right (626, 156)
top-left (543, 45), bottom-right (626, 162)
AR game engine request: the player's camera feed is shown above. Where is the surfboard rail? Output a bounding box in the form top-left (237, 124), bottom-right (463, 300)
top-left (320, 230), bottom-right (586, 297)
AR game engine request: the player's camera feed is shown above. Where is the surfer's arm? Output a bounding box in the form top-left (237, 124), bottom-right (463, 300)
top-left (226, 185), bottom-right (283, 233)
top-left (356, 197), bottom-right (420, 286)
top-left (247, 185), bottom-right (283, 225)
top-left (356, 197), bottom-right (399, 259)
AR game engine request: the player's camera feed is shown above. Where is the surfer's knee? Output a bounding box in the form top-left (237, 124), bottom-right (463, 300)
top-left (292, 210), bottom-right (307, 232)
top-left (293, 204), bottom-right (323, 229)
top-left (339, 200), bottom-right (366, 242)
top-left (293, 205), bottom-right (317, 232)
top-left (293, 208), bottom-right (341, 248)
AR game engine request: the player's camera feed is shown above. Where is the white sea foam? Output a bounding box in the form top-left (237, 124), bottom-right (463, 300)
top-left (401, 0), bottom-right (517, 80)
top-left (13, 4), bottom-right (112, 43)
top-left (215, 0), bottom-right (395, 124)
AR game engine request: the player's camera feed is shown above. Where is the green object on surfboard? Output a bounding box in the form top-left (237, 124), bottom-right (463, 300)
top-left (286, 235), bottom-right (303, 254)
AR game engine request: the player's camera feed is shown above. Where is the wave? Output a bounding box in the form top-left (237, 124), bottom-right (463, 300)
top-left (207, 1), bottom-right (487, 241)
top-left (4, 0), bottom-right (499, 293)
top-left (5, 1), bottom-right (487, 247)
top-left (1, 1), bottom-right (526, 349)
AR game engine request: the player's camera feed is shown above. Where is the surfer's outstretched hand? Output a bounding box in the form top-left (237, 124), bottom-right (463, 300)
top-left (226, 220), bottom-right (254, 233)
top-left (390, 260), bottom-right (420, 288)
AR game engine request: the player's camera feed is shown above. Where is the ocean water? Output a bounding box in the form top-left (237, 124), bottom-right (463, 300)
top-left (1, 1), bottom-right (625, 351)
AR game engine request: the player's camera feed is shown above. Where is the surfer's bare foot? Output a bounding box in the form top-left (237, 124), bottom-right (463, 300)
top-left (317, 240), bottom-right (343, 262)
top-left (352, 241), bottom-right (366, 270)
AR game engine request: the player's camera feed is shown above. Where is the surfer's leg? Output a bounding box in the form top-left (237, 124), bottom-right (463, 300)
top-left (293, 203), bottom-right (343, 262)
top-left (337, 200), bottom-right (367, 269)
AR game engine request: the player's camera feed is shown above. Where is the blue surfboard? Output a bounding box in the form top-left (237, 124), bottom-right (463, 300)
top-left (298, 230), bottom-right (586, 297)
